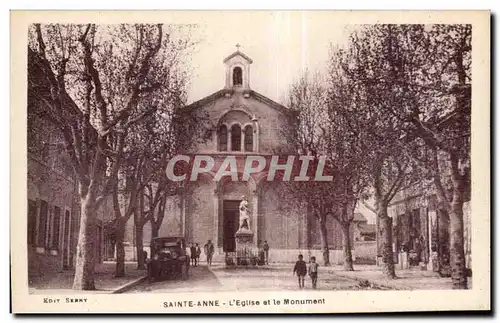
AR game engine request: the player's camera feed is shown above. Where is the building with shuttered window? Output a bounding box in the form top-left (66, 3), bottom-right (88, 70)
top-left (27, 49), bottom-right (113, 277)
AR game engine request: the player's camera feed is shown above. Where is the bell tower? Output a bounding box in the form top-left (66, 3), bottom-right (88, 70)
top-left (223, 44), bottom-right (253, 90)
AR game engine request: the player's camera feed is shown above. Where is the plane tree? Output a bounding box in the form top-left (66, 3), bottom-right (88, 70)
top-left (321, 49), bottom-right (374, 271)
top-left (341, 24), bottom-right (471, 287)
top-left (27, 23), bottom-right (196, 289)
top-left (338, 26), bottom-right (419, 278)
top-left (339, 24), bottom-right (471, 286)
top-left (281, 71), bottom-right (334, 266)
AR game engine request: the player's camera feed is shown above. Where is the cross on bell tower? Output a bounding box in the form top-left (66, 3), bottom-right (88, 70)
top-left (223, 44), bottom-right (253, 89)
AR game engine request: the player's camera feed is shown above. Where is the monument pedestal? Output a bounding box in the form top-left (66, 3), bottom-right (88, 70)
top-left (234, 229), bottom-right (256, 266)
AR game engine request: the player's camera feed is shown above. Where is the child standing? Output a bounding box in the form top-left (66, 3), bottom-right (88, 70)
top-left (293, 254), bottom-right (307, 289)
top-left (308, 256), bottom-right (319, 289)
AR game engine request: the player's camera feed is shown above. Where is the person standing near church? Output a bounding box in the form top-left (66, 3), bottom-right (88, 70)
top-left (308, 256), bottom-right (319, 289)
top-left (190, 243), bottom-right (196, 267)
top-left (204, 240), bottom-right (214, 266)
top-left (263, 240), bottom-right (270, 265)
top-left (195, 243), bottom-right (201, 266)
top-left (293, 254), bottom-right (307, 289)
top-left (257, 240), bottom-right (265, 265)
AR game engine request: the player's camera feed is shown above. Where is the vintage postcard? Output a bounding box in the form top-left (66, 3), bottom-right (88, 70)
top-left (10, 10), bottom-right (490, 314)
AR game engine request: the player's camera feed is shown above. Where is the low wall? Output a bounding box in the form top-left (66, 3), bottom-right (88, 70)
top-left (353, 241), bottom-right (377, 262)
top-left (211, 248), bottom-right (352, 264)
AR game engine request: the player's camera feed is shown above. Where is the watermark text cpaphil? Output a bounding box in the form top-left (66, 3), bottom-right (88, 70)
top-left (165, 155), bottom-right (334, 182)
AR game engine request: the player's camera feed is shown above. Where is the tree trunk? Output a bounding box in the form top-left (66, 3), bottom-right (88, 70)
top-left (449, 41), bottom-right (469, 289)
top-left (449, 198), bottom-right (467, 289)
top-left (341, 222), bottom-right (354, 271)
top-left (318, 217), bottom-right (330, 266)
top-left (378, 210), bottom-right (396, 279)
top-left (151, 222), bottom-right (160, 239)
top-left (72, 195), bottom-right (97, 290)
top-left (437, 209), bottom-right (451, 276)
top-left (135, 222), bottom-right (146, 270)
top-left (135, 188), bottom-right (147, 270)
top-left (151, 196), bottom-right (167, 239)
top-left (115, 218), bottom-right (126, 278)
top-left (449, 164), bottom-right (468, 289)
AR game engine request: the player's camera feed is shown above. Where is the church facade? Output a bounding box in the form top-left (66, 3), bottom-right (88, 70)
top-left (154, 49), bottom-right (352, 263)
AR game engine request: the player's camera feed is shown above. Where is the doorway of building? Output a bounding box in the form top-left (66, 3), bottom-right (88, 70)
top-left (223, 200), bottom-right (240, 252)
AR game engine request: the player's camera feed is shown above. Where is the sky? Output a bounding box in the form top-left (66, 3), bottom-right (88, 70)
top-left (185, 11), bottom-right (354, 105)
top-left (182, 12), bottom-right (375, 223)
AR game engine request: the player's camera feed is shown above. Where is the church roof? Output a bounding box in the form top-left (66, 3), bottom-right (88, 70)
top-left (223, 50), bottom-right (253, 64)
top-left (359, 223), bottom-right (376, 235)
top-left (353, 212), bottom-right (368, 222)
top-left (183, 89), bottom-right (296, 116)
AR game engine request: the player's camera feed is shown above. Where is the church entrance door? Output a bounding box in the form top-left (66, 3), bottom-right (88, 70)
top-left (222, 200), bottom-right (240, 252)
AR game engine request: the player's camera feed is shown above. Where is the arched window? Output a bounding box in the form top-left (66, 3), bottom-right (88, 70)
top-left (231, 125), bottom-right (241, 151)
top-left (244, 125), bottom-right (253, 152)
top-left (233, 67), bottom-right (242, 86)
top-left (218, 125), bottom-right (228, 151)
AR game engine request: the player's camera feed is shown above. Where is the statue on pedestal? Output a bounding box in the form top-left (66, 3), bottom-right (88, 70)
top-left (234, 195), bottom-right (255, 267)
top-left (239, 196), bottom-right (250, 231)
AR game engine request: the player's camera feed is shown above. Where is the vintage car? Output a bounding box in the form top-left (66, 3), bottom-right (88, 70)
top-left (146, 237), bottom-right (189, 282)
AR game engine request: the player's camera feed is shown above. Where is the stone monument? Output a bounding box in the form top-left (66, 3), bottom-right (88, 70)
top-left (235, 195), bottom-right (255, 265)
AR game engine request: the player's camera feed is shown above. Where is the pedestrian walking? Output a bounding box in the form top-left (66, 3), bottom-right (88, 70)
top-left (293, 254), bottom-right (307, 289)
top-left (257, 240), bottom-right (265, 266)
top-left (263, 240), bottom-right (270, 265)
top-left (308, 256), bottom-right (319, 289)
top-left (195, 243), bottom-right (201, 266)
top-left (204, 240), bottom-right (214, 266)
top-left (189, 243), bottom-right (196, 266)
top-left (203, 243), bottom-right (208, 264)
